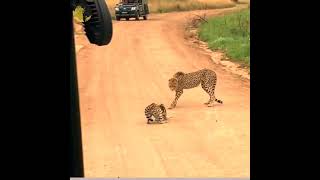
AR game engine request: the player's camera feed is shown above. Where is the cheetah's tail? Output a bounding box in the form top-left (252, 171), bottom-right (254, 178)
top-left (215, 98), bottom-right (223, 104)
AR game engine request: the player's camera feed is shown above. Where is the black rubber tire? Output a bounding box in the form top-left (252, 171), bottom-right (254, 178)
top-left (126, 17), bottom-right (129, 21)
top-left (116, 16), bottom-right (120, 21)
top-left (83, 0), bottom-right (113, 46)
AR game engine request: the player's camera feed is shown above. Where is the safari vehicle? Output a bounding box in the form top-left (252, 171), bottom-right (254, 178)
top-left (115, 0), bottom-right (149, 21)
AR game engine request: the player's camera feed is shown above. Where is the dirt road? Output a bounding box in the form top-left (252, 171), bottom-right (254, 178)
top-left (75, 6), bottom-right (250, 178)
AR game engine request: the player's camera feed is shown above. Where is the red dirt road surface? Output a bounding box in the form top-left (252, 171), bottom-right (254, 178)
top-left (75, 6), bottom-right (249, 178)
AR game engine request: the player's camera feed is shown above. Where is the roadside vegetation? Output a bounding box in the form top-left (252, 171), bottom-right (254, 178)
top-left (198, 8), bottom-right (250, 66)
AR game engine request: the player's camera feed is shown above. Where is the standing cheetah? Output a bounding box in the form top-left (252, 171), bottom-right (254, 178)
top-left (168, 68), bottom-right (223, 109)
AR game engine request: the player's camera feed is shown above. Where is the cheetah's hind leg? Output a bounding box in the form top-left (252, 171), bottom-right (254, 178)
top-left (204, 100), bottom-right (211, 105)
top-left (207, 102), bottom-right (214, 107)
top-left (201, 83), bottom-right (217, 107)
top-left (206, 95), bottom-right (215, 107)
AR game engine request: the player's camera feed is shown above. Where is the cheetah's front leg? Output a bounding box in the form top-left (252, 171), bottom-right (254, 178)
top-left (169, 90), bottom-right (183, 109)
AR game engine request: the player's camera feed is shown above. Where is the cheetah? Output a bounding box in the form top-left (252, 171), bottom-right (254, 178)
top-left (168, 68), bottom-right (223, 109)
top-left (144, 103), bottom-right (168, 124)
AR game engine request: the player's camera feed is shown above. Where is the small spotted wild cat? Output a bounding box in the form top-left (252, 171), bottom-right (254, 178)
top-left (144, 103), bottom-right (168, 124)
top-left (168, 68), bottom-right (223, 109)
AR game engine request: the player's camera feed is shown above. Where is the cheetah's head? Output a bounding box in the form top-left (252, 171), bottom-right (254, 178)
top-left (168, 78), bottom-right (178, 91)
top-left (173, 71), bottom-right (185, 79)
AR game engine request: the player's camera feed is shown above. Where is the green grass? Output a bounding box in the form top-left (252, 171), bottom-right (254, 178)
top-left (73, 6), bottom-right (91, 23)
top-left (198, 9), bottom-right (250, 66)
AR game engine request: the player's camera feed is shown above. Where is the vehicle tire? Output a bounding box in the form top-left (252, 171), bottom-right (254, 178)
top-left (83, 0), bottom-right (113, 46)
top-left (126, 17), bottom-right (129, 21)
top-left (116, 16), bottom-right (120, 21)
top-left (143, 15), bottom-right (147, 20)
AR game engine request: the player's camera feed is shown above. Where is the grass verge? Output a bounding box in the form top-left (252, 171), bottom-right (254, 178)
top-left (198, 8), bottom-right (250, 66)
